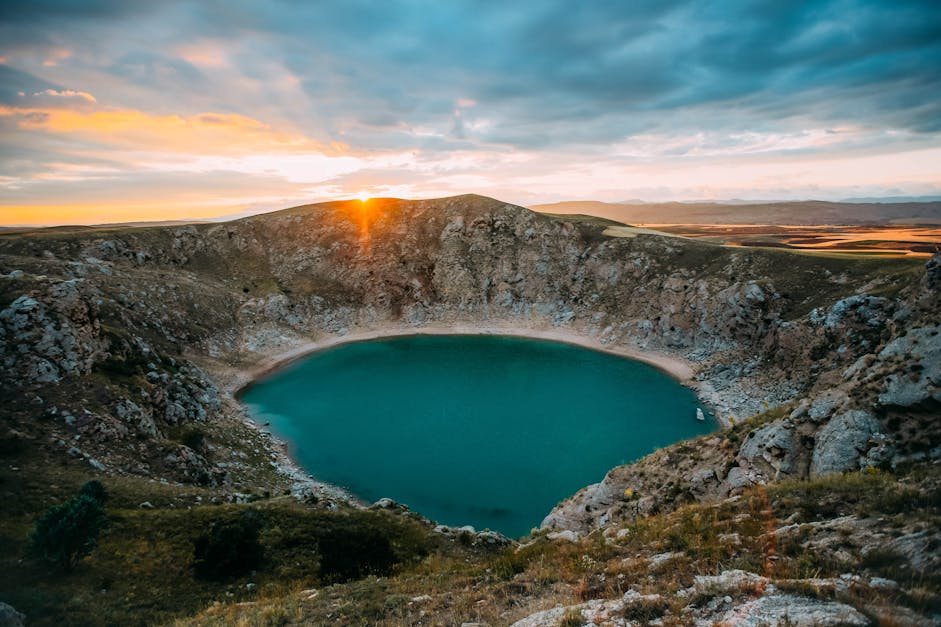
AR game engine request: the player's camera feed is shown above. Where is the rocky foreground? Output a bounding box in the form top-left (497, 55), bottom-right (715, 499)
top-left (1, 195), bottom-right (939, 624)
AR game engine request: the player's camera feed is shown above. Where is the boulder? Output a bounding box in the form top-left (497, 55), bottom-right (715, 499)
top-left (713, 593), bottom-right (869, 626)
top-left (547, 530), bottom-right (580, 543)
top-left (806, 390), bottom-right (849, 422)
top-left (724, 465), bottom-right (763, 494)
top-left (810, 410), bottom-right (881, 476)
top-left (925, 253), bottom-right (940, 290)
top-left (0, 602), bottom-right (25, 627)
top-left (738, 421), bottom-right (800, 478)
top-left (876, 326), bottom-right (941, 408)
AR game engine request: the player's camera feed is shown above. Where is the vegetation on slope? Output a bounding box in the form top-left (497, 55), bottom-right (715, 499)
top-left (1, 196), bottom-right (939, 624)
top-left (173, 466), bottom-right (941, 626)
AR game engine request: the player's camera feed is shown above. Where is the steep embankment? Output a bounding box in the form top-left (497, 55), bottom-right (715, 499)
top-left (1, 195), bottom-right (938, 624)
top-left (1, 195), bottom-right (935, 487)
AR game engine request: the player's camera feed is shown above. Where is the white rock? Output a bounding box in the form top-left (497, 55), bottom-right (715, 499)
top-left (714, 593), bottom-right (869, 626)
top-left (547, 530), bottom-right (580, 543)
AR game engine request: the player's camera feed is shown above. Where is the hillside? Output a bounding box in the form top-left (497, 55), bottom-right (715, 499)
top-left (1, 194), bottom-right (939, 625)
top-left (531, 200), bottom-right (941, 226)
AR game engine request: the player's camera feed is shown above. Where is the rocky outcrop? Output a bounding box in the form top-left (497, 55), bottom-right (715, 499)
top-left (1, 196), bottom-right (938, 507)
top-left (810, 410), bottom-right (883, 476)
top-left (738, 420), bottom-right (801, 479)
top-left (925, 253), bottom-right (940, 290)
top-left (873, 325), bottom-right (941, 408)
top-left (509, 590), bottom-right (666, 627)
top-left (711, 593), bottom-right (869, 626)
top-left (0, 280), bottom-right (106, 384)
top-left (2, 198), bottom-right (938, 627)
top-left (0, 602), bottom-right (26, 627)
top-left (509, 570), bottom-right (875, 626)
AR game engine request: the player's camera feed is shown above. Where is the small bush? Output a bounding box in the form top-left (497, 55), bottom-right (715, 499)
top-left (28, 481), bottom-right (109, 572)
top-left (180, 427), bottom-right (206, 452)
top-left (621, 596), bottom-right (669, 621)
top-left (79, 480), bottom-right (108, 505)
top-left (317, 527), bottom-right (397, 583)
top-left (193, 510), bottom-right (264, 580)
top-left (559, 607), bottom-right (584, 627)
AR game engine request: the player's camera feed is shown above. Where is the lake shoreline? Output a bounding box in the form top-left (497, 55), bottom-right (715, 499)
top-left (232, 324), bottom-right (698, 399)
top-left (238, 330), bottom-right (715, 536)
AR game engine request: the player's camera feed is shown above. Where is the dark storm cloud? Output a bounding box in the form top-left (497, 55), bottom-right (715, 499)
top-left (3, 0), bottom-right (939, 150)
top-left (0, 0), bottom-right (170, 22)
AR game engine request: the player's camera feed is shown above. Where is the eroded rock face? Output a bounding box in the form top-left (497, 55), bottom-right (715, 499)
top-left (738, 420), bottom-right (801, 478)
top-left (715, 594), bottom-right (870, 626)
top-left (0, 196), bottom-right (937, 500)
top-left (875, 326), bottom-right (941, 408)
top-left (0, 281), bottom-right (106, 384)
top-left (925, 253), bottom-right (940, 290)
top-left (810, 410), bottom-right (882, 476)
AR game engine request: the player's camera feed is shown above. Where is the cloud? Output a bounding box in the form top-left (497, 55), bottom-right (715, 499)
top-left (7, 0), bottom-right (939, 149)
top-left (1, 0), bottom-right (939, 224)
top-left (0, 103), bottom-right (344, 155)
top-left (31, 88), bottom-right (96, 102)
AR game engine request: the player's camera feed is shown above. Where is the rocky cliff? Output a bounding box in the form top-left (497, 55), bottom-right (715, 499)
top-left (1, 195), bottom-right (938, 624)
top-left (1, 195), bottom-right (935, 491)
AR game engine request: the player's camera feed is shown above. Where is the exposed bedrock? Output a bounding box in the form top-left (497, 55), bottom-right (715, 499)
top-left (0, 196), bottom-right (938, 518)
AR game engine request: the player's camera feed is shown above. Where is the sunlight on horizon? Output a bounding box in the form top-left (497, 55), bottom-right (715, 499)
top-left (1, 2), bottom-right (939, 226)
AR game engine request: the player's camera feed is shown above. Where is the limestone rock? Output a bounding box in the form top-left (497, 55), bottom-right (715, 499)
top-left (738, 420), bottom-right (800, 478)
top-left (692, 569), bottom-right (768, 594)
top-left (810, 410), bottom-right (881, 476)
top-left (925, 253), bottom-right (940, 290)
top-left (0, 283), bottom-right (105, 385)
top-left (711, 593), bottom-right (869, 626)
top-left (876, 325), bottom-right (941, 408)
top-left (724, 465), bottom-right (763, 494)
top-left (546, 530), bottom-right (580, 543)
top-left (806, 390), bottom-right (849, 422)
top-left (510, 590), bottom-right (663, 627)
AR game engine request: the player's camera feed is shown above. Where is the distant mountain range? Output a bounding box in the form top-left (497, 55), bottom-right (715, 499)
top-left (614, 196), bottom-right (941, 205)
top-left (531, 199), bottom-right (941, 225)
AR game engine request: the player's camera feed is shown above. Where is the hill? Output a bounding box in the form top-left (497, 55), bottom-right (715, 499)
top-left (0, 194), bottom-right (938, 624)
top-left (531, 199), bottom-right (941, 225)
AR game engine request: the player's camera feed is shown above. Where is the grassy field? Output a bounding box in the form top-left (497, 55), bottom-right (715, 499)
top-left (0, 454), bottom-right (454, 626)
top-left (4, 424), bottom-right (938, 627)
top-left (175, 467), bottom-right (941, 626)
top-left (640, 224), bottom-right (941, 257)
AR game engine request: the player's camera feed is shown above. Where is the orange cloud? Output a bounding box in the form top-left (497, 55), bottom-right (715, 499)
top-left (41, 48), bottom-right (72, 67)
top-left (31, 89), bottom-right (97, 103)
top-left (175, 42), bottom-right (228, 67)
top-left (0, 105), bottom-right (346, 155)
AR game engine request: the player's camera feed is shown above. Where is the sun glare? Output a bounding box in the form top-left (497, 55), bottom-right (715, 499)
top-left (356, 191), bottom-right (370, 202)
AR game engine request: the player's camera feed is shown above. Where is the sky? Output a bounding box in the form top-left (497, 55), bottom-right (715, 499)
top-left (1, 1), bottom-right (941, 225)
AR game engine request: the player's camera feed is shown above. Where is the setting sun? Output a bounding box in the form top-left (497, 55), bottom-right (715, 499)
top-left (356, 191), bottom-right (370, 202)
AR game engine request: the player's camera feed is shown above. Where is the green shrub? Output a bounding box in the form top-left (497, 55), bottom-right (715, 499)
top-left (193, 510), bottom-right (264, 580)
top-left (28, 481), bottom-right (109, 572)
top-left (179, 427), bottom-right (206, 452)
top-left (317, 526), bottom-right (397, 583)
top-left (78, 479), bottom-right (108, 505)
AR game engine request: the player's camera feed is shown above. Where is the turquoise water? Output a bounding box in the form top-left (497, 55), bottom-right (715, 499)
top-left (241, 335), bottom-right (714, 538)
